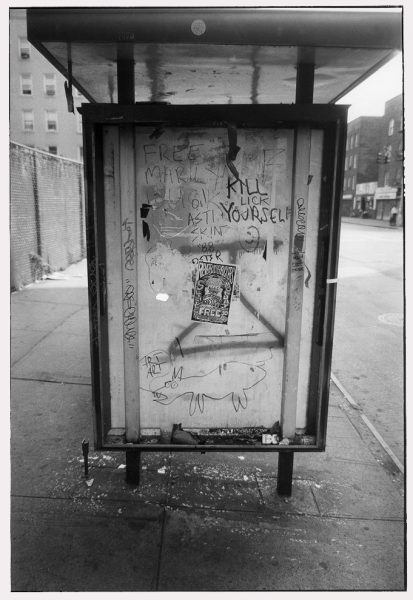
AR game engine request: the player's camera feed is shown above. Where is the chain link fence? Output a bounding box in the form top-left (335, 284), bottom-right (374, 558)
top-left (10, 142), bottom-right (86, 290)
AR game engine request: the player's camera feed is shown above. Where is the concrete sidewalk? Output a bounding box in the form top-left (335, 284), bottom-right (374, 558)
top-left (10, 260), bottom-right (405, 592)
top-left (341, 216), bottom-right (402, 229)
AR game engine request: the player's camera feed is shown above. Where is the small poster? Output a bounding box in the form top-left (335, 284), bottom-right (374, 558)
top-left (192, 262), bottom-right (237, 324)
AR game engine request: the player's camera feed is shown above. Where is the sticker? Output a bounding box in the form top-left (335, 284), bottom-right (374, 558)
top-left (192, 262), bottom-right (237, 324)
top-left (191, 19), bottom-right (206, 36)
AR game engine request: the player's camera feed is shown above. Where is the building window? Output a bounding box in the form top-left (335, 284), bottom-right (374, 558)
top-left (352, 175), bottom-right (356, 190)
top-left (396, 168), bottom-right (402, 183)
top-left (78, 146), bottom-right (84, 161)
top-left (18, 38), bottom-right (31, 59)
top-left (346, 138), bottom-right (349, 151)
top-left (76, 112), bottom-right (82, 134)
top-left (388, 118), bottom-right (395, 136)
top-left (349, 155), bottom-right (353, 168)
top-left (350, 135), bottom-right (354, 149)
top-left (384, 145), bottom-right (392, 163)
top-left (353, 154), bottom-right (358, 169)
top-left (384, 172), bottom-right (390, 187)
top-left (45, 110), bottom-right (58, 131)
top-left (345, 157), bottom-right (348, 170)
top-left (397, 140), bottom-right (403, 161)
top-left (20, 74), bottom-right (32, 95)
top-left (48, 146), bottom-right (58, 155)
top-left (44, 74), bottom-right (56, 96)
top-left (22, 110), bottom-right (34, 131)
top-left (355, 133), bottom-right (359, 147)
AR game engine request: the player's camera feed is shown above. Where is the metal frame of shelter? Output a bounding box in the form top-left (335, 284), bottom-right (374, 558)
top-left (26, 7), bottom-right (402, 496)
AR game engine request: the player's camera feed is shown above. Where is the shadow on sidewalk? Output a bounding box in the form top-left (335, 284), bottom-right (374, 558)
top-left (9, 260), bottom-right (405, 592)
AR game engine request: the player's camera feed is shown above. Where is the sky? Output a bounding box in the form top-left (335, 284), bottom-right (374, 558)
top-left (336, 53), bottom-right (403, 122)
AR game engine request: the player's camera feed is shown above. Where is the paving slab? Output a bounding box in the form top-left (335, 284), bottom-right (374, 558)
top-left (11, 379), bottom-right (93, 497)
top-left (309, 459), bottom-right (404, 519)
top-left (158, 507), bottom-right (405, 591)
top-left (168, 471), bottom-right (263, 512)
top-left (11, 296), bottom-right (80, 331)
top-left (11, 496), bottom-right (163, 592)
top-left (11, 331), bottom-right (91, 384)
top-left (13, 285), bottom-right (89, 306)
top-left (11, 328), bottom-right (51, 365)
top-left (53, 306), bottom-right (90, 336)
top-left (257, 477), bottom-right (320, 515)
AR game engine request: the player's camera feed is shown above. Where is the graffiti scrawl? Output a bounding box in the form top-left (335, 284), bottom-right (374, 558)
top-left (143, 360), bottom-right (266, 415)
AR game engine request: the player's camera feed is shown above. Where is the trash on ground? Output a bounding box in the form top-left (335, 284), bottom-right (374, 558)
top-left (171, 423), bottom-right (198, 445)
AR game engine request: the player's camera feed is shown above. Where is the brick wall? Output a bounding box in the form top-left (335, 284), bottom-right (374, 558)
top-left (10, 142), bottom-right (86, 290)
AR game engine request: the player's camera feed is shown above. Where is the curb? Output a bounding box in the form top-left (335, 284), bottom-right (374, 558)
top-left (341, 217), bottom-right (402, 230)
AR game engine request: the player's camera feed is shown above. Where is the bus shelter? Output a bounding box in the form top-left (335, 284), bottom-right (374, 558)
top-left (27, 7), bottom-right (402, 495)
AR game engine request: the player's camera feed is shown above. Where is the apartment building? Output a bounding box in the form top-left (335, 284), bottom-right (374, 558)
top-left (10, 8), bottom-right (85, 161)
top-left (375, 94), bottom-right (403, 221)
top-left (341, 116), bottom-right (382, 217)
top-left (341, 94), bottom-right (403, 221)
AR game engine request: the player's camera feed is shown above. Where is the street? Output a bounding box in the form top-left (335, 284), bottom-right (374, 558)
top-left (332, 221), bottom-right (404, 466)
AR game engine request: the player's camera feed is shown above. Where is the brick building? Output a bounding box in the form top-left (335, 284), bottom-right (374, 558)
top-left (9, 8), bottom-right (85, 161)
top-left (375, 94), bottom-right (403, 221)
top-left (341, 116), bottom-right (382, 217)
top-left (341, 95), bottom-right (404, 222)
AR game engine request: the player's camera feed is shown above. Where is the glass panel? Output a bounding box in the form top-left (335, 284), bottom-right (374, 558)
top-left (103, 123), bottom-right (324, 436)
top-left (132, 126), bottom-right (293, 430)
top-left (43, 41), bottom-right (391, 104)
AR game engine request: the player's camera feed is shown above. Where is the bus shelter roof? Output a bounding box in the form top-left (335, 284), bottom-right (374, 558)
top-left (26, 7), bottom-right (402, 105)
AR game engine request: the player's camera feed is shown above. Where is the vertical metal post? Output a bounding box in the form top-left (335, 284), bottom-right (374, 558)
top-left (277, 452), bottom-right (294, 497)
top-left (295, 47), bottom-right (315, 104)
top-left (31, 152), bottom-right (42, 256)
top-left (78, 169), bottom-right (85, 257)
top-left (126, 449), bottom-right (141, 485)
top-left (120, 127), bottom-right (140, 443)
top-left (117, 43), bottom-right (135, 104)
top-left (82, 439), bottom-right (89, 479)
top-left (280, 127), bottom-right (312, 439)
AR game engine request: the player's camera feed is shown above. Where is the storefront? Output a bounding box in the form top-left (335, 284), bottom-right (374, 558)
top-left (355, 182), bottom-right (377, 218)
top-left (375, 186), bottom-right (399, 221)
top-left (341, 193), bottom-right (354, 217)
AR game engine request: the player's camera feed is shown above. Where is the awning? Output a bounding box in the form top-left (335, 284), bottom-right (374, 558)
top-left (26, 7), bottom-right (402, 105)
top-left (375, 187), bottom-right (398, 200)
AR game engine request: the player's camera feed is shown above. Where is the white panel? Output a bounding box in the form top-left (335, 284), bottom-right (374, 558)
top-left (134, 126), bottom-right (296, 432)
top-left (119, 128), bottom-right (140, 442)
top-left (296, 130), bottom-right (323, 430)
top-left (103, 126), bottom-right (125, 427)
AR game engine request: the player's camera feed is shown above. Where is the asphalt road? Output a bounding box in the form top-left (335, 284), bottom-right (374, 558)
top-left (331, 222), bottom-right (404, 467)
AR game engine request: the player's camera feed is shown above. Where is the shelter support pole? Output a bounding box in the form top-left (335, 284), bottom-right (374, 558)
top-left (126, 448), bottom-right (141, 485)
top-left (295, 47), bottom-right (315, 104)
top-left (117, 42), bottom-right (135, 104)
top-left (120, 128), bottom-right (140, 442)
top-left (277, 452), bottom-right (294, 497)
top-left (280, 127), bottom-right (312, 440)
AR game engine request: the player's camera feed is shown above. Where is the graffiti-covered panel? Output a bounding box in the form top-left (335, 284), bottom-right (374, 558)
top-left (134, 127), bottom-right (293, 430)
top-left (103, 124), bottom-right (322, 434)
